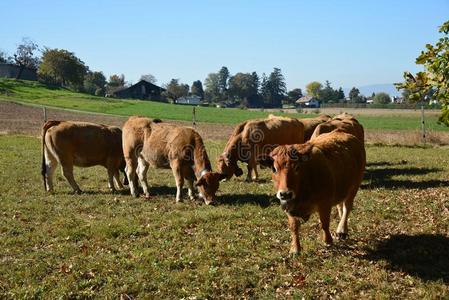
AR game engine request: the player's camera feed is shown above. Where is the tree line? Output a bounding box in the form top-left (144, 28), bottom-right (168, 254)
top-left (2, 38), bottom-right (402, 108)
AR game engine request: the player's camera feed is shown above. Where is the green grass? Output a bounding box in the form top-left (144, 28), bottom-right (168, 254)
top-left (1, 135), bottom-right (448, 298)
top-left (1, 78), bottom-right (449, 131)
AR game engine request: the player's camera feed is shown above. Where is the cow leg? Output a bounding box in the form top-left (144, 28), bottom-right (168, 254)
top-left (137, 157), bottom-right (150, 198)
top-left (337, 203), bottom-right (343, 219)
top-left (61, 164), bottom-right (81, 194)
top-left (125, 157), bottom-right (139, 197)
top-left (251, 157), bottom-right (259, 181)
top-left (181, 165), bottom-right (196, 200)
top-left (113, 170), bottom-right (124, 190)
top-left (186, 179), bottom-right (196, 201)
top-left (170, 160), bottom-right (184, 203)
top-left (336, 195), bottom-right (355, 240)
top-left (107, 168), bottom-right (117, 193)
top-left (288, 214), bottom-right (301, 255)
top-left (44, 148), bottom-right (58, 192)
top-left (318, 205), bottom-right (333, 245)
top-left (245, 163), bottom-right (253, 182)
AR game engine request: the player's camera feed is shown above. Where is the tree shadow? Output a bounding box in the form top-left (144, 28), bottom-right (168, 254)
top-left (362, 165), bottom-right (448, 189)
top-left (361, 234), bottom-right (449, 283)
top-left (216, 193), bottom-right (278, 208)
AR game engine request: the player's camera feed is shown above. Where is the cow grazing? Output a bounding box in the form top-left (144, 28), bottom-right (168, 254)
top-left (41, 120), bottom-right (126, 194)
top-left (123, 117), bottom-right (224, 204)
top-left (311, 113), bottom-right (364, 142)
top-left (122, 116), bottom-right (162, 195)
top-left (217, 115), bottom-right (305, 182)
top-left (298, 114), bottom-right (332, 141)
top-left (259, 130), bottom-right (366, 254)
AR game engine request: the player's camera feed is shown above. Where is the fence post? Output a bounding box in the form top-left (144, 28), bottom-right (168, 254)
top-left (421, 105), bottom-right (426, 144)
top-left (43, 107), bottom-right (47, 122)
top-left (192, 107), bottom-right (196, 128)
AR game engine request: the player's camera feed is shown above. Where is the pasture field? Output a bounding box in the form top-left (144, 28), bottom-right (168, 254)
top-left (1, 78), bottom-right (449, 132)
top-left (1, 135), bottom-right (448, 298)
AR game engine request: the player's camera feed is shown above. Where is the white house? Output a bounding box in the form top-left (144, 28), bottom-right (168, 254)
top-left (176, 95), bottom-right (202, 105)
top-left (296, 95), bottom-right (320, 108)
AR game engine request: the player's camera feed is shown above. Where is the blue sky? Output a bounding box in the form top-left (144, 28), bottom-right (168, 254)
top-left (1, 0), bottom-right (448, 90)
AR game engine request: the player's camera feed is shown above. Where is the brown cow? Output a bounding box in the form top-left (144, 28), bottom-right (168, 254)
top-left (259, 130), bottom-right (366, 254)
top-left (217, 115), bottom-right (305, 182)
top-left (41, 120), bottom-right (126, 194)
top-left (123, 118), bottom-right (224, 204)
top-left (311, 113), bottom-right (364, 141)
top-left (298, 114), bottom-right (331, 141)
top-left (122, 116), bottom-right (162, 196)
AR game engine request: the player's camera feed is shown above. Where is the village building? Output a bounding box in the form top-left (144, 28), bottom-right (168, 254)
top-left (296, 95), bottom-right (320, 108)
top-left (112, 80), bottom-right (165, 101)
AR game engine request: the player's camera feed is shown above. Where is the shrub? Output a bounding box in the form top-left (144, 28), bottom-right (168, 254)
top-left (373, 92), bottom-right (391, 104)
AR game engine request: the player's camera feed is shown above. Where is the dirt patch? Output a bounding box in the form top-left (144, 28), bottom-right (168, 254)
top-left (0, 101), bottom-right (234, 140)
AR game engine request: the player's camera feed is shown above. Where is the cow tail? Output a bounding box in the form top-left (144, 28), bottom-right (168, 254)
top-left (41, 120), bottom-right (60, 191)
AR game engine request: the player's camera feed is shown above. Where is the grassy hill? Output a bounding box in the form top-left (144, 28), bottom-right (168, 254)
top-left (1, 78), bottom-right (448, 131)
top-left (0, 79), bottom-right (300, 125)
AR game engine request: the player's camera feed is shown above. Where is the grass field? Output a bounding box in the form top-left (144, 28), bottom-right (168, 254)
top-left (1, 135), bottom-right (448, 298)
top-left (1, 78), bottom-right (449, 132)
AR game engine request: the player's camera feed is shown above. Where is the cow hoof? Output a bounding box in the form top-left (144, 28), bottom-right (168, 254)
top-left (140, 194), bottom-right (151, 200)
top-left (176, 199), bottom-right (183, 203)
top-left (245, 178), bottom-right (252, 183)
top-left (73, 189), bottom-right (82, 195)
top-left (323, 239), bottom-right (334, 247)
top-left (336, 232), bottom-right (349, 240)
top-left (289, 249), bottom-right (301, 257)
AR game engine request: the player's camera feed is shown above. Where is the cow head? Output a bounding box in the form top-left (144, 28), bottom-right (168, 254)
top-left (195, 172), bottom-right (226, 205)
top-left (216, 152), bottom-right (243, 180)
top-left (258, 144), bottom-right (313, 214)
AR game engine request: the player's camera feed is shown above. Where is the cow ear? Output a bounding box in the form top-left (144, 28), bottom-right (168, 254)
top-left (258, 155), bottom-right (274, 168)
top-left (299, 145), bottom-right (313, 163)
top-left (196, 176), bottom-right (206, 187)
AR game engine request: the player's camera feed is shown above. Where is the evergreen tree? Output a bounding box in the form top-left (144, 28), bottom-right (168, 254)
top-left (191, 80), bottom-right (204, 99)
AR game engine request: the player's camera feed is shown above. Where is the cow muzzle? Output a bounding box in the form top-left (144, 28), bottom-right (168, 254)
top-left (277, 190), bottom-right (294, 209)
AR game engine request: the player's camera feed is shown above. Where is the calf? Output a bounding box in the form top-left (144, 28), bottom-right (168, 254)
top-left (217, 115), bottom-right (304, 182)
top-left (123, 117), bottom-right (224, 204)
top-left (259, 130), bottom-right (366, 254)
top-left (41, 120), bottom-right (126, 194)
top-left (311, 113), bottom-right (364, 142)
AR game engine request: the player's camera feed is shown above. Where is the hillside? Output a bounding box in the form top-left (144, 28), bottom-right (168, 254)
top-left (1, 78), bottom-right (448, 131)
top-left (0, 78), bottom-right (301, 125)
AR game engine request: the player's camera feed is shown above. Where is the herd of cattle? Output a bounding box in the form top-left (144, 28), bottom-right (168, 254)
top-left (40, 113), bottom-right (365, 254)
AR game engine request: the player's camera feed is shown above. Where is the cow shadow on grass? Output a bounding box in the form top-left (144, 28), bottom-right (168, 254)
top-left (362, 161), bottom-right (448, 189)
top-left (149, 185), bottom-right (178, 196)
top-left (216, 193), bottom-right (278, 208)
top-left (361, 234), bottom-right (449, 283)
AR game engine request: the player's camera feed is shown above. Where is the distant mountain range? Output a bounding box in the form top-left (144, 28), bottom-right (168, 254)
top-left (343, 84), bottom-right (401, 98)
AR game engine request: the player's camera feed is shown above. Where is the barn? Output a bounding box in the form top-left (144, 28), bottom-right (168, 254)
top-left (113, 80), bottom-right (165, 101)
